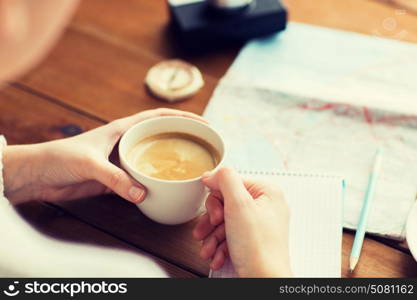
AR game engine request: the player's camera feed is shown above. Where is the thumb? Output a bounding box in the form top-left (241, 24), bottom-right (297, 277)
top-left (92, 161), bottom-right (146, 203)
top-left (202, 167), bottom-right (253, 208)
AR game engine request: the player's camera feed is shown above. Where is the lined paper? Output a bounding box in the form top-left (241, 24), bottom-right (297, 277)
top-left (210, 172), bottom-right (343, 278)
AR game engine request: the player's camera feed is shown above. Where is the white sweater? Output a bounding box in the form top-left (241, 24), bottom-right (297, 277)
top-left (0, 136), bottom-right (166, 277)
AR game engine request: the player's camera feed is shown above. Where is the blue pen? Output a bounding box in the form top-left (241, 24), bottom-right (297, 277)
top-left (349, 147), bottom-right (383, 272)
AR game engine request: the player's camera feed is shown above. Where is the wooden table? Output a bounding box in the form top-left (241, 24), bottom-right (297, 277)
top-left (1, 0), bottom-right (417, 278)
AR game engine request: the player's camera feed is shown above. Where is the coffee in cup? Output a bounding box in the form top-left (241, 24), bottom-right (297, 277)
top-left (127, 132), bottom-right (220, 181)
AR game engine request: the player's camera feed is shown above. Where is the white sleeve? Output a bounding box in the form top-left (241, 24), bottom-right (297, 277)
top-left (0, 136), bottom-right (167, 277)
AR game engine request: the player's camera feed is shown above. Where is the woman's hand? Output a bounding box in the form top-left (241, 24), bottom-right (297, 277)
top-left (3, 108), bottom-right (206, 205)
top-left (193, 167), bottom-right (292, 278)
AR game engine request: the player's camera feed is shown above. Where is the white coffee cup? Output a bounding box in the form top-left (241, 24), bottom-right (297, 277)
top-left (119, 116), bottom-right (225, 225)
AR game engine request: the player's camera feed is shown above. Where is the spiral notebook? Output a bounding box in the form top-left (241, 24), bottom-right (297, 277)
top-left (210, 171), bottom-right (344, 278)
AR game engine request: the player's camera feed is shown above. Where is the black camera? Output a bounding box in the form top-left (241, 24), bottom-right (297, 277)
top-left (168, 0), bottom-right (287, 53)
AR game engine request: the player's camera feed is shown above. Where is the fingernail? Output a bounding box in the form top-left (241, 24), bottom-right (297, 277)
top-left (129, 186), bottom-right (144, 203)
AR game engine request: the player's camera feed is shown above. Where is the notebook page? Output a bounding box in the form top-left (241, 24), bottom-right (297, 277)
top-left (210, 172), bottom-right (343, 278)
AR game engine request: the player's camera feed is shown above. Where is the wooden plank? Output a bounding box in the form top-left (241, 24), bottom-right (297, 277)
top-left (0, 85), bottom-right (100, 144)
top-left (70, 0), bottom-right (239, 79)
top-left (343, 228), bottom-right (412, 254)
top-left (367, 234), bottom-right (411, 254)
top-left (283, 0), bottom-right (417, 43)
top-left (343, 231), bottom-right (417, 277)
top-left (16, 201), bottom-right (196, 278)
top-left (17, 27), bottom-right (217, 123)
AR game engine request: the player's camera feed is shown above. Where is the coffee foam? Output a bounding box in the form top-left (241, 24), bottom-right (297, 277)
top-left (127, 132), bottom-right (219, 181)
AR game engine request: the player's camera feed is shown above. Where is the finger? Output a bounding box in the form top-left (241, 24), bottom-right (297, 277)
top-left (208, 223), bottom-right (226, 244)
top-left (209, 190), bottom-right (223, 200)
top-left (202, 167), bottom-right (253, 208)
top-left (200, 223), bottom-right (226, 260)
top-left (205, 194), bottom-right (224, 226)
top-left (243, 178), bottom-right (285, 201)
top-left (193, 213), bottom-right (215, 241)
top-left (240, 178), bottom-right (266, 198)
top-left (210, 241), bottom-right (228, 270)
top-left (200, 235), bottom-right (218, 260)
top-left (204, 169), bottom-right (281, 201)
top-left (92, 161), bottom-right (146, 203)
